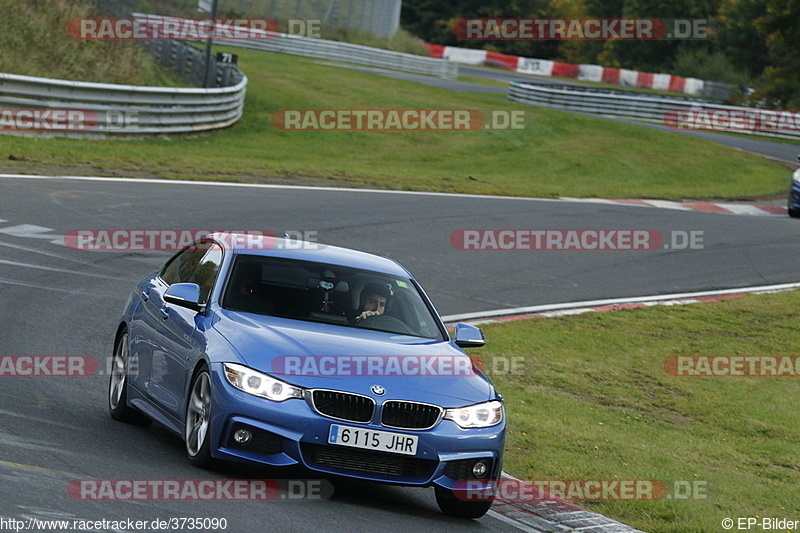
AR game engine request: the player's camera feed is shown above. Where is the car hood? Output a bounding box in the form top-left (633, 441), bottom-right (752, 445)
top-left (212, 310), bottom-right (496, 406)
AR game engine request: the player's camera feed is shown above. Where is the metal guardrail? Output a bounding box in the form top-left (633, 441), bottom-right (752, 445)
top-left (133, 13), bottom-right (458, 80)
top-left (0, 71), bottom-right (247, 136)
top-left (143, 39), bottom-right (244, 89)
top-left (0, 38), bottom-right (247, 137)
top-left (508, 82), bottom-right (799, 139)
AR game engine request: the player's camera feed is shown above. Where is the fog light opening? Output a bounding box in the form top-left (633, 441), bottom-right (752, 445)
top-left (233, 428), bottom-right (252, 446)
top-left (472, 460), bottom-right (488, 479)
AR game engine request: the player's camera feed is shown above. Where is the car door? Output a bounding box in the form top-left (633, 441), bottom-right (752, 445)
top-left (143, 242), bottom-right (223, 419)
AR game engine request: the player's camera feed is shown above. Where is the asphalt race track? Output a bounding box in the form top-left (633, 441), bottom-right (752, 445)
top-left (0, 174), bottom-right (798, 531)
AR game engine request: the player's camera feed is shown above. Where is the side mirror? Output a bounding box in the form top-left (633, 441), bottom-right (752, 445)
top-left (454, 322), bottom-right (485, 348)
top-left (164, 283), bottom-right (204, 312)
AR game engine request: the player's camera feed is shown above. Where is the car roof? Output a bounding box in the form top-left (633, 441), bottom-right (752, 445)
top-left (208, 232), bottom-right (412, 278)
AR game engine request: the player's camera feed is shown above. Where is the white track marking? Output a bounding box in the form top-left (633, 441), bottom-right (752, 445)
top-left (0, 224), bottom-right (64, 244)
top-left (0, 259), bottom-right (124, 280)
top-left (0, 239), bottom-right (115, 270)
top-left (442, 282), bottom-right (800, 322)
top-left (0, 173), bottom-right (568, 202)
top-left (0, 277), bottom-right (113, 295)
top-left (0, 174), bottom-right (785, 216)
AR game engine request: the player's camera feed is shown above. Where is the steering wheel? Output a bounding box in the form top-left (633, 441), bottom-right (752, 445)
top-left (356, 314), bottom-right (416, 336)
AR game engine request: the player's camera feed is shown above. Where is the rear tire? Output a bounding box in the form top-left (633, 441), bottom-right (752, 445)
top-left (435, 486), bottom-right (494, 519)
top-left (789, 207), bottom-right (800, 218)
top-left (185, 367), bottom-right (215, 468)
top-left (108, 331), bottom-right (150, 425)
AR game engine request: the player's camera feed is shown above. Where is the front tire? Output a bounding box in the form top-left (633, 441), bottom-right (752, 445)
top-left (185, 368), bottom-right (215, 468)
top-left (109, 331), bottom-right (150, 425)
top-left (435, 486), bottom-right (495, 519)
top-left (789, 206), bottom-right (800, 218)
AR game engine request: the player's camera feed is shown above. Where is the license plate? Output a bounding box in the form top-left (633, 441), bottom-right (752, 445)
top-left (328, 424), bottom-right (418, 455)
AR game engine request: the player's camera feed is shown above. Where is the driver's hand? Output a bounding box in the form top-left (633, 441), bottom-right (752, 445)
top-left (357, 310), bottom-right (380, 321)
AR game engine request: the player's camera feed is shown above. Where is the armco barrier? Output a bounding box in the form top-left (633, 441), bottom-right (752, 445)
top-left (508, 81), bottom-right (711, 121)
top-left (0, 71), bottom-right (247, 136)
top-left (133, 13), bottom-right (457, 80)
top-left (508, 81), bottom-right (800, 139)
top-left (143, 39), bottom-right (244, 89)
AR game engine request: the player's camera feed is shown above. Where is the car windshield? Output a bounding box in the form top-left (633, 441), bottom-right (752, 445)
top-left (221, 255), bottom-right (446, 340)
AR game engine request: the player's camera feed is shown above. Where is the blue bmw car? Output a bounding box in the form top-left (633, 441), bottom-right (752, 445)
top-left (109, 233), bottom-right (505, 518)
top-left (788, 155), bottom-right (800, 218)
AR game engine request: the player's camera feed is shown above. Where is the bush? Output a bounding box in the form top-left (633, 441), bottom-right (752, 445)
top-left (670, 46), bottom-right (754, 87)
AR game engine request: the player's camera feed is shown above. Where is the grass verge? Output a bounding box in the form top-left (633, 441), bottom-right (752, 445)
top-left (472, 290), bottom-right (800, 532)
top-left (0, 0), bottom-right (183, 86)
top-left (0, 46), bottom-right (789, 199)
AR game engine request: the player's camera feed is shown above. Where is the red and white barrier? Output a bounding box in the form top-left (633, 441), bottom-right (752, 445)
top-left (652, 73), bottom-right (671, 91)
top-left (443, 47), bottom-right (487, 65)
top-left (424, 43), bottom-right (705, 96)
top-left (517, 58), bottom-right (554, 76)
top-left (577, 64), bottom-right (603, 83)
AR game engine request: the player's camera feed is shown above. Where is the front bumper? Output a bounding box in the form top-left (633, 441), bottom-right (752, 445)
top-left (207, 364), bottom-right (505, 491)
top-left (788, 180), bottom-right (800, 210)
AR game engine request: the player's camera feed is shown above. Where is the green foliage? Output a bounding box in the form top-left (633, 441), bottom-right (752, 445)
top-left (400, 0), bottom-right (561, 58)
top-left (671, 46), bottom-right (754, 86)
top-left (400, 0), bottom-right (800, 105)
top-left (717, 0), bottom-right (769, 77)
top-left (319, 27), bottom-right (429, 56)
top-left (751, 0), bottom-right (800, 107)
top-left (596, 0), bottom-right (719, 72)
top-left (0, 0), bottom-right (184, 86)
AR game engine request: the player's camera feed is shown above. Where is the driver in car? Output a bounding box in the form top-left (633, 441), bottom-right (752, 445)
top-left (355, 282), bottom-right (392, 322)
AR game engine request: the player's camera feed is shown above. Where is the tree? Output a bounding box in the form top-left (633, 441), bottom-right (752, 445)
top-left (753, 0), bottom-right (800, 106)
top-left (716, 0), bottom-right (769, 78)
top-left (400, 0), bottom-right (561, 59)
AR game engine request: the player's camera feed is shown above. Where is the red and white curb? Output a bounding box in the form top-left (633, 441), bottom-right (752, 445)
top-left (561, 197), bottom-right (787, 216)
top-left (444, 282), bottom-right (800, 326)
top-left (489, 474), bottom-right (644, 532)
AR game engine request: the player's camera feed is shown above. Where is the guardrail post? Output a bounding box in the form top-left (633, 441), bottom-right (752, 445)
top-left (203, 0), bottom-right (220, 88)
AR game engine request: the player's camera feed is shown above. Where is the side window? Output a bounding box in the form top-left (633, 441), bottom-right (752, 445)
top-left (161, 248), bottom-right (202, 286)
top-left (160, 242), bottom-right (224, 304)
top-left (194, 245), bottom-right (223, 304)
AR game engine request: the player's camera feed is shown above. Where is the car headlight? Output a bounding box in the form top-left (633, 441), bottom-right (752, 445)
top-left (444, 400), bottom-right (504, 428)
top-left (223, 363), bottom-right (304, 402)
top-left (793, 169), bottom-right (800, 183)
